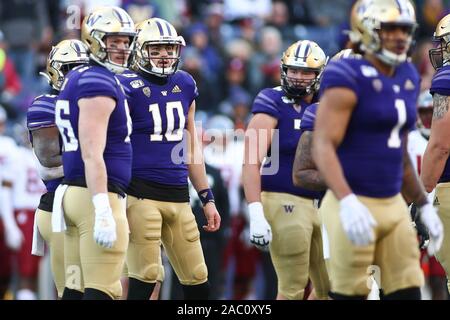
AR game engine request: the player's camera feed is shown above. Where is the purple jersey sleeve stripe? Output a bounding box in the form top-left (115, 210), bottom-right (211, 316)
top-left (78, 78), bottom-right (117, 91)
top-left (323, 65), bottom-right (358, 87)
top-left (254, 98), bottom-right (279, 113)
top-left (335, 60), bottom-right (358, 78)
top-left (28, 106), bottom-right (55, 114)
top-left (258, 92), bottom-right (277, 105)
top-left (28, 121), bottom-right (55, 130)
top-left (81, 72), bottom-right (117, 86)
top-left (432, 74), bottom-right (450, 83)
top-left (303, 110), bottom-right (316, 119)
top-left (31, 100), bottom-right (55, 109)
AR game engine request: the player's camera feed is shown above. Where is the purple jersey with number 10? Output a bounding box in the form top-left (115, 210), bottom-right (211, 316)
top-left (430, 65), bottom-right (450, 183)
top-left (26, 94), bottom-right (63, 192)
top-left (117, 70), bottom-right (198, 185)
top-left (56, 64), bottom-right (132, 190)
top-left (319, 58), bottom-right (419, 198)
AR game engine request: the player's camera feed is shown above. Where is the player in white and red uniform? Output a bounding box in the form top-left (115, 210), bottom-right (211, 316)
top-left (0, 106), bottom-right (23, 299)
top-left (408, 91), bottom-right (448, 300)
top-left (11, 124), bottom-right (46, 300)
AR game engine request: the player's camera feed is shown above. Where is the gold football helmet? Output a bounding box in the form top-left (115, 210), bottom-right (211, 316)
top-left (349, 0), bottom-right (372, 46)
top-left (359, 0), bottom-right (417, 66)
top-left (133, 18), bottom-right (185, 77)
top-left (429, 13), bottom-right (450, 70)
top-left (40, 39), bottom-right (89, 91)
top-left (81, 6), bottom-right (136, 73)
top-left (280, 40), bottom-right (328, 98)
top-left (331, 48), bottom-right (362, 61)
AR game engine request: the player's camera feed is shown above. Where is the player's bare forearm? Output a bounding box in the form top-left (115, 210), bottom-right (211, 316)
top-left (293, 131), bottom-right (326, 191)
top-left (421, 94), bottom-right (450, 192)
top-left (32, 126), bottom-right (62, 167)
top-left (188, 161), bottom-right (209, 191)
top-left (402, 148), bottom-right (427, 206)
top-left (84, 157), bottom-right (109, 196)
top-left (243, 163), bottom-right (263, 203)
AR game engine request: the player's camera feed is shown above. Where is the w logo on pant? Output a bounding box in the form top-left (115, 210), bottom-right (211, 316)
top-left (283, 205), bottom-right (295, 213)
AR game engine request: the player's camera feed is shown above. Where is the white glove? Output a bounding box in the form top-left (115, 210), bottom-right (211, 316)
top-left (4, 220), bottom-right (24, 251)
top-left (339, 194), bottom-right (377, 246)
top-left (419, 203), bottom-right (443, 256)
top-left (248, 202), bottom-right (272, 251)
top-left (93, 193), bottom-right (116, 249)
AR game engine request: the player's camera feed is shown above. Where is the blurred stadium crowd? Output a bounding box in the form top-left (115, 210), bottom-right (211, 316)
top-left (0, 0), bottom-right (449, 300)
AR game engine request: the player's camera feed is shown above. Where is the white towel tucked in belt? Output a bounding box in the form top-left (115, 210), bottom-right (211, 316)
top-left (52, 184), bottom-right (68, 232)
top-left (31, 209), bottom-right (45, 256)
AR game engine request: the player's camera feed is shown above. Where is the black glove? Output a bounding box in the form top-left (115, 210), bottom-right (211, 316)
top-left (410, 203), bottom-right (430, 250)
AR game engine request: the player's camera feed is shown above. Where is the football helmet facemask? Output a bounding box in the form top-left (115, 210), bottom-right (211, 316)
top-left (133, 18), bottom-right (185, 77)
top-left (429, 13), bottom-right (450, 70)
top-left (280, 40), bottom-right (328, 99)
top-left (359, 0), bottom-right (417, 66)
top-left (81, 6), bottom-right (136, 74)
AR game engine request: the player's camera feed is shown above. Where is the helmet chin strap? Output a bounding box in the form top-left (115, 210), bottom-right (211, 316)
top-left (376, 48), bottom-right (407, 66)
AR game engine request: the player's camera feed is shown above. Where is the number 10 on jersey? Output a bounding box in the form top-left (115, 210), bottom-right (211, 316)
top-left (149, 101), bottom-right (186, 142)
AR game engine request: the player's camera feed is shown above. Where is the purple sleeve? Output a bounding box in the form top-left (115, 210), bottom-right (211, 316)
top-left (300, 103), bottom-right (318, 132)
top-left (76, 70), bottom-right (119, 101)
top-left (26, 95), bottom-right (57, 131)
top-left (251, 89), bottom-right (281, 120)
top-left (430, 66), bottom-right (450, 96)
top-left (319, 60), bottom-right (360, 97)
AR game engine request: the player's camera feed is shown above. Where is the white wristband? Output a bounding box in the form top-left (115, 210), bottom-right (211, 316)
top-left (248, 202), bottom-right (264, 219)
top-left (92, 193), bottom-right (110, 211)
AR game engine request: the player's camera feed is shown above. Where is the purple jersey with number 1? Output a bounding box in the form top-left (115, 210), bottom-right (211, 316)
top-left (56, 64), bottom-right (132, 191)
top-left (117, 70), bottom-right (198, 185)
top-left (319, 58), bottom-right (419, 198)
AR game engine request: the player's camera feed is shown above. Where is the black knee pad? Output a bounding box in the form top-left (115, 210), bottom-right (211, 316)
top-left (127, 278), bottom-right (156, 300)
top-left (329, 291), bottom-right (366, 300)
top-left (62, 287), bottom-right (84, 300)
top-left (383, 287), bottom-right (421, 300)
top-left (83, 288), bottom-right (112, 300)
top-left (182, 282), bottom-right (210, 300)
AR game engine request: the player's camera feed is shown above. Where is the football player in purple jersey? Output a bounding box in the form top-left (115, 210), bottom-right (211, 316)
top-left (313, 0), bottom-right (443, 299)
top-left (54, 7), bottom-right (136, 300)
top-left (242, 40), bottom-right (330, 300)
top-left (421, 13), bottom-right (450, 295)
top-left (117, 18), bottom-right (220, 300)
top-left (27, 39), bottom-right (89, 298)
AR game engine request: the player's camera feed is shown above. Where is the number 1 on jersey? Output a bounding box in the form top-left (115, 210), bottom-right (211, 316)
top-left (387, 99), bottom-right (406, 149)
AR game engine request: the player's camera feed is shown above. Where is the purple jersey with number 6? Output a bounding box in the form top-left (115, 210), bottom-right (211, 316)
top-left (117, 70), bottom-right (198, 185)
top-left (319, 58), bottom-right (419, 197)
top-left (56, 64), bottom-right (132, 190)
